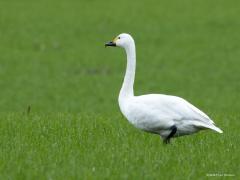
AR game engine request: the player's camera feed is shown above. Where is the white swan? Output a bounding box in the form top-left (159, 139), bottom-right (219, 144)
top-left (105, 33), bottom-right (223, 143)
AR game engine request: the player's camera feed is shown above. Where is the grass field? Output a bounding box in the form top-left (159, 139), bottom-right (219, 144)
top-left (0, 0), bottom-right (239, 179)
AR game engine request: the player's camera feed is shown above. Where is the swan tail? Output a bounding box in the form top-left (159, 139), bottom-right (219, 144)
top-left (193, 121), bottom-right (223, 133)
top-left (207, 125), bottom-right (223, 133)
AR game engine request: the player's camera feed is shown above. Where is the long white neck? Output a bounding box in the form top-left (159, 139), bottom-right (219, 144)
top-left (119, 41), bottom-right (136, 99)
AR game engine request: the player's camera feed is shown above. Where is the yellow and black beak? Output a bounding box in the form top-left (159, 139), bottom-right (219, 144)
top-left (105, 41), bottom-right (116, 47)
top-left (105, 37), bottom-right (117, 47)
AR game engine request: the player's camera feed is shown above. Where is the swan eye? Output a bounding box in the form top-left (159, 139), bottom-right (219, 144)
top-left (118, 37), bottom-right (121, 39)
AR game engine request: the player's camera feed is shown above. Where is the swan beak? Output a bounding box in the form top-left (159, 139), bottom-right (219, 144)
top-left (105, 41), bottom-right (116, 47)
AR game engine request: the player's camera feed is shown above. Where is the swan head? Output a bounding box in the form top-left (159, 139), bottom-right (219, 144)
top-left (105, 33), bottom-right (134, 48)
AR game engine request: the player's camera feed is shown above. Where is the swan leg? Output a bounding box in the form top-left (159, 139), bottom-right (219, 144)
top-left (163, 125), bottom-right (177, 144)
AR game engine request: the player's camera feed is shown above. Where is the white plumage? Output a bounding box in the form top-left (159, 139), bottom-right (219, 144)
top-left (105, 33), bottom-right (222, 143)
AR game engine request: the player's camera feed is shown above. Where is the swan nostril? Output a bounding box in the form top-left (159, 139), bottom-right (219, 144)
top-left (105, 41), bottom-right (116, 47)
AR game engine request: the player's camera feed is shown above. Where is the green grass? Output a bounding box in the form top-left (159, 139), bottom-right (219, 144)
top-left (0, 0), bottom-right (239, 179)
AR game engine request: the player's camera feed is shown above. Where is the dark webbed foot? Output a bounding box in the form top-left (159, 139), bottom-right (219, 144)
top-left (163, 138), bottom-right (171, 144)
top-left (163, 125), bottom-right (177, 144)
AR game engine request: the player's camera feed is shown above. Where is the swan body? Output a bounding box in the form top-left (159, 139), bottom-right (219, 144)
top-left (105, 33), bottom-right (223, 143)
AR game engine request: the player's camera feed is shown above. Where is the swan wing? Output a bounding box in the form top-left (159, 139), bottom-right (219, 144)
top-left (136, 94), bottom-right (210, 121)
top-left (135, 94), bottom-right (222, 133)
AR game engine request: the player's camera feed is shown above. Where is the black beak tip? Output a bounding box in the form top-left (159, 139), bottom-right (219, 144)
top-left (105, 41), bottom-right (116, 47)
